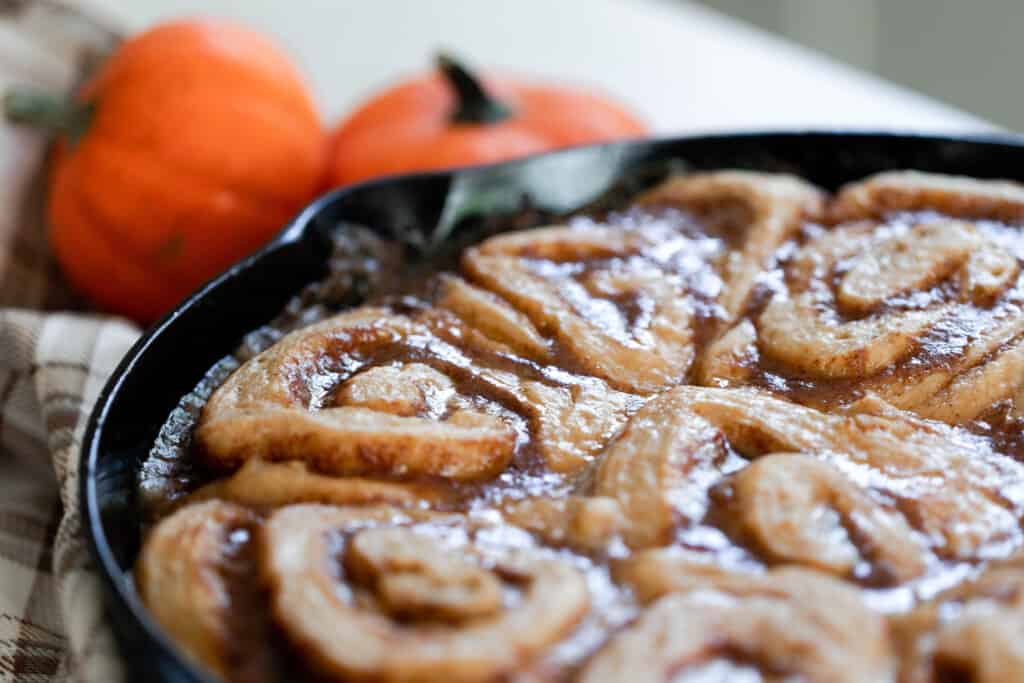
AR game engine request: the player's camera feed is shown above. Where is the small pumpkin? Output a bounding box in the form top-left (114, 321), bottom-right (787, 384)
top-left (329, 54), bottom-right (647, 187)
top-left (6, 19), bottom-right (327, 323)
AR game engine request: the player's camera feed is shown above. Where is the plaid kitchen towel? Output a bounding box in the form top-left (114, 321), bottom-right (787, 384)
top-left (0, 311), bottom-right (137, 683)
top-left (0, 2), bottom-right (135, 681)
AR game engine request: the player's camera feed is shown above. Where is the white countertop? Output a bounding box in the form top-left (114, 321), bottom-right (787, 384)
top-left (81, 0), bottom-right (993, 134)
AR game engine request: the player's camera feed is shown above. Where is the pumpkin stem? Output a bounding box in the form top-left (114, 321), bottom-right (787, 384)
top-left (4, 88), bottom-right (93, 145)
top-left (436, 53), bottom-right (513, 125)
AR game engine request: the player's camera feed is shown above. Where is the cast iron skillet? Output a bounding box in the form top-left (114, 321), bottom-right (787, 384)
top-left (81, 132), bottom-right (1024, 681)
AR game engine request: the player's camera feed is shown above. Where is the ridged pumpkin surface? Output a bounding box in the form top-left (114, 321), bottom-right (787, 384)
top-left (47, 20), bottom-right (326, 322)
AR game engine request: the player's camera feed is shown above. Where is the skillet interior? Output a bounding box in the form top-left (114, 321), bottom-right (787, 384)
top-left (81, 131), bottom-right (1024, 682)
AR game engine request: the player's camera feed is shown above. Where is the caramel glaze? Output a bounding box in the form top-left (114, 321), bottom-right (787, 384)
top-left (159, 512), bottom-right (363, 683)
top-left (138, 171), bottom-right (1024, 683)
top-left (216, 524), bottom-right (291, 683)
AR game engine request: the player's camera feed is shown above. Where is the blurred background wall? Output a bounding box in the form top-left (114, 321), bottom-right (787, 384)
top-left (692, 0), bottom-right (1020, 129)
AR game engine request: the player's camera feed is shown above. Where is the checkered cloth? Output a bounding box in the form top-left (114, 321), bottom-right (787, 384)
top-left (0, 3), bottom-right (135, 681)
top-left (0, 312), bottom-right (136, 683)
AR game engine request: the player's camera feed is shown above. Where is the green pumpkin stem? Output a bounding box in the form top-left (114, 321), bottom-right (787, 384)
top-left (4, 88), bottom-right (93, 145)
top-left (436, 53), bottom-right (513, 125)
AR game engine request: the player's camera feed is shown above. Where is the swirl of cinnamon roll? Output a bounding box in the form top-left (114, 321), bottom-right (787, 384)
top-left (420, 285), bottom-right (638, 474)
top-left (500, 385), bottom-right (741, 553)
top-left (589, 387), bottom-right (738, 549)
top-left (717, 453), bottom-right (927, 583)
top-left (460, 172), bottom-right (823, 394)
top-left (830, 170), bottom-right (1024, 224)
top-left (709, 172), bottom-right (1024, 425)
top-left (461, 224), bottom-right (698, 395)
top-left (894, 555), bottom-right (1024, 683)
top-left (582, 562), bottom-right (892, 683)
top-left (431, 274), bottom-right (553, 363)
top-left (636, 170), bottom-right (826, 318)
top-left (260, 504), bottom-right (590, 682)
top-left (197, 308), bottom-right (519, 481)
top-left (136, 501), bottom-right (282, 682)
top-left (689, 388), bottom-right (1024, 568)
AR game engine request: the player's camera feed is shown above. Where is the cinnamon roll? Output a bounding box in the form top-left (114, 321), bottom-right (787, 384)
top-left (685, 387), bottom-right (1024, 573)
top-left (260, 504), bottom-right (590, 682)
top-left (197, 309), bottom-right (518, 480)
top-left (720, 453), bottom-right (926, 583)
top-left (706, 171), bottom-right (1024, 428)
top-left (461, 224), bottom-right (700, 395)
top-left (136, 501), bottom-right (282, 682)
top-left (583, 563), bottom-right (892, 683)
top-left (462, 171), bottom-right (824, 394)
top-left (636, 170), bottom-right (826, 318)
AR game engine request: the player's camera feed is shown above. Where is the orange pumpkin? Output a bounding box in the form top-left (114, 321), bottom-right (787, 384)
top-left (329, 54), bottom-right (647, 187)
top-left (6, 19), bottom-right (326, 323)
